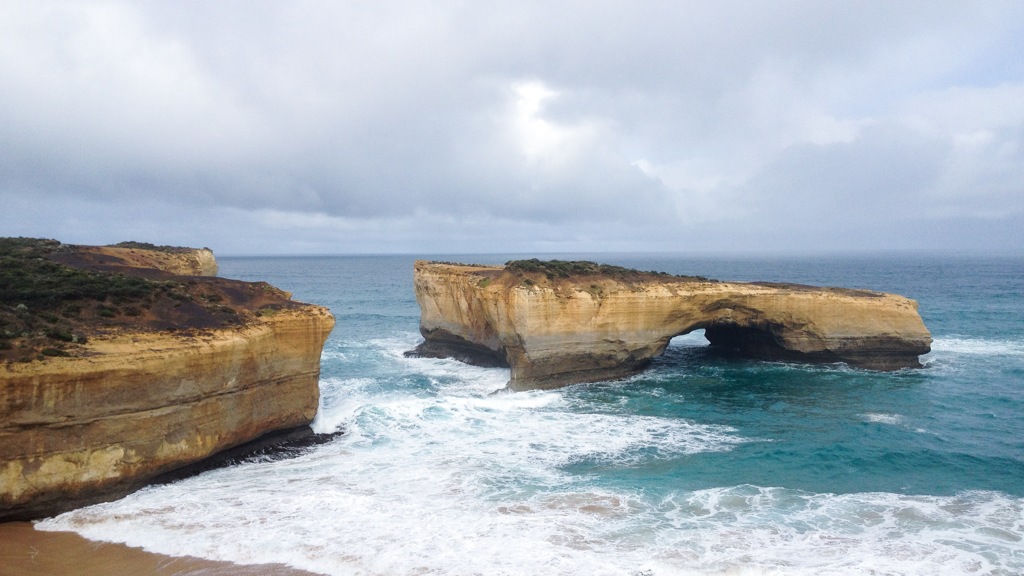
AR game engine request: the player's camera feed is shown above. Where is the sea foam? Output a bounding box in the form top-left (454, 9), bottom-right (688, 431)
top-left (38, 478), bottom-right (1024, 575)
top-left (929, 337), bottom-right (1024, 357)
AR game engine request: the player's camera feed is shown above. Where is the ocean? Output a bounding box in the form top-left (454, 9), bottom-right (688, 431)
top-left (37, 254), bottom-right (1024, 575)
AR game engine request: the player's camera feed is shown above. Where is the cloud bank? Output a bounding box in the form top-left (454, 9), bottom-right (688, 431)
top-left (2, 1), bottom-right (1022, 254)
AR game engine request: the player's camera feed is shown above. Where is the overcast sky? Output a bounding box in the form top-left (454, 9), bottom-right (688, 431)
top-left (2, 1), bottom-right (1022, 255)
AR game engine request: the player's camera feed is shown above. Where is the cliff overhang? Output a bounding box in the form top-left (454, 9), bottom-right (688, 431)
top-left (407, 260), bottom-right (932, 391)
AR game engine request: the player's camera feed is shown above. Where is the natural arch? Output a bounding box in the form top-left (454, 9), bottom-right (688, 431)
top-left (407, 261), bottom-right (933, 391)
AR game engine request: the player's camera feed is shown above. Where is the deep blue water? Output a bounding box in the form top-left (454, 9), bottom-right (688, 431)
top-left (41, 254), bottom-right (1024, 575)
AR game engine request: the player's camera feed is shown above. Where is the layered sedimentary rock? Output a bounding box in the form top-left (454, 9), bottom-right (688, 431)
top-left (408, 261), bottom-right (932, 391)
top-left (0, 242), bottom-right (333, 520)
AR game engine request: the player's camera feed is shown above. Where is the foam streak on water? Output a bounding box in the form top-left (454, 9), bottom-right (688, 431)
top-left (34, 255), bottom-right (1024, 575)
top-left (929, 337), bottom-right (1024, 357)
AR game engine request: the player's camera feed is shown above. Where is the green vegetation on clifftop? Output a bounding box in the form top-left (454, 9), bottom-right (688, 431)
top-left (110, 241), bottom-right (202, 253)
top-left (0, 237), bottom-right (241, 364)
top-left (1, 238), bottom-right (158, 308)
top-left (504, 259), bottom-right (717, 282)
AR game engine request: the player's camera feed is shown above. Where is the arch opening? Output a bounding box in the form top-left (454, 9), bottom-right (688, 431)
top-left (666, 328), bottom-right (710, 350)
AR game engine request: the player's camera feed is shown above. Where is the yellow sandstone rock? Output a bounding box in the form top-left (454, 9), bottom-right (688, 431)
top-left (0, 243), bottom-right (333, 520)
top-left (408, 261), bottom-right (931, 390)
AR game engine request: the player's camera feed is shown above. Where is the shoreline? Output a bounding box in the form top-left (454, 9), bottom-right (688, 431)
top-left (0, 521), bottom-right (319, 576)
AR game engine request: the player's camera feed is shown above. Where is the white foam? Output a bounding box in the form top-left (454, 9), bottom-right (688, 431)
top-left (310, 377), bottom-right (378, 434)
top-left (859, 412), bottom-right (904, 426)
top-left (39, 480), bottom-right (1024, 575)
top-left (38, 353), bottom-right (757, 576)
top-left (654, 487), bottom-right (1024, 576)
top-left (929, 337), bottom-right (1024, 357)
top-left (319, 349), bottom-right (349, 361)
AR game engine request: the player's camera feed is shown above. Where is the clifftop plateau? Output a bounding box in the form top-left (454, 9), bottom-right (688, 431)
top-left (1, 238), bottom-right (334, 520)
top-left (408, 260), bottom-right (932, 390)
top-left (53, 241), bottom-right (219, 277)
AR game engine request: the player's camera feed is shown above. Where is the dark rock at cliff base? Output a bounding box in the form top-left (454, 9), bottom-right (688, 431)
top-left (405, 329), bottom-right (509, 368)
top-left (154, 426), bottom-right (345, 485)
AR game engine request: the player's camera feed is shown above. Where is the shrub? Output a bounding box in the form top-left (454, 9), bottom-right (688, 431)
top-left (45, 328), bottom-right (74, 342)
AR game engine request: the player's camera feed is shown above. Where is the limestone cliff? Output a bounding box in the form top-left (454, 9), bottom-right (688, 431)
top-left (408, 260), bottom-right (932, 391)
top-left (0, 240), bottom-right (334, 520)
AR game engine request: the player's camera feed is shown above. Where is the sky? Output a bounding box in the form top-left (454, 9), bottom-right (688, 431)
top-left (2, 1), bottom-right (1023, 256)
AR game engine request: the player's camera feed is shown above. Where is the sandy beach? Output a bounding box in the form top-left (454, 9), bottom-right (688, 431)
top-left (0, 522), bottom-right (318, 576)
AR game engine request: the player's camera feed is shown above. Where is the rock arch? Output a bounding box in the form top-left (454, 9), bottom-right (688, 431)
top-left (407, 261), bottom-right (932, 391)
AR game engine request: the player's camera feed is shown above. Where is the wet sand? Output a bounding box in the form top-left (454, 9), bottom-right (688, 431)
top-left (0, 522), bottom-right (319, 576)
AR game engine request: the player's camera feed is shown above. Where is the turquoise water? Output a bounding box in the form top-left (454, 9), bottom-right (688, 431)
top-left (39, 254), bottom-right (1024, 575)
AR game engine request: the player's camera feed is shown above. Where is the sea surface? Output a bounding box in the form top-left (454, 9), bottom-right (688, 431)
top-left (38, 254), bottom-right (1024, 575)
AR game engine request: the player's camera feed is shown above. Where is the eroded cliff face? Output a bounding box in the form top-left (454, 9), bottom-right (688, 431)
top-left (0, 242), bottom-right (334, 520)
top-left (409, 261), bottom-right (932, 391)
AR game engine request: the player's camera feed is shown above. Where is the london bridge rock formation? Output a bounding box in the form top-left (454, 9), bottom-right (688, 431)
top-left (408, 260), bottom-right (931, 391)
top-left (1, 239), bottom-right (334, 520)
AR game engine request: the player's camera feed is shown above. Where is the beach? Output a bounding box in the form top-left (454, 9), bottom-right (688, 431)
top-left (0, 522), bottom-right (316, 576)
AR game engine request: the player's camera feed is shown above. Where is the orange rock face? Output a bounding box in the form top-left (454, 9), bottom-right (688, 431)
top-left (408, 261), bottom-right (932, 391)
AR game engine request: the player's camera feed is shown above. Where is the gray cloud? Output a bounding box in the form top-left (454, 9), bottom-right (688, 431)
top-left (1, 1), bottom-right (1022, 254)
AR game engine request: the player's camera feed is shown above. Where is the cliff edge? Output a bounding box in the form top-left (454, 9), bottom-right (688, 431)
top-left (407, 260), bottom-right (931, 391)
top-left (0, 238), bottom-right (334, 520)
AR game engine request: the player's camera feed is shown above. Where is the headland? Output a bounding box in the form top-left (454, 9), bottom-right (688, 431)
top-left (0, 238), bottom-right (335, 521)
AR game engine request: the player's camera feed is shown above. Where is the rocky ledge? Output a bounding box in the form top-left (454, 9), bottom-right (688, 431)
top-left (407, 260), bottom-right (932, 391)
top-left (0, 238), bottom-right (334, 520)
